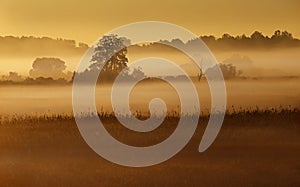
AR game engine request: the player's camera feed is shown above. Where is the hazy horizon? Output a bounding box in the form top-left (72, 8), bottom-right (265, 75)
top-left (1, 0), bottom-right (300, 44)
top-left (1, 31), bottom-right (300, 78)
top-left (1, 1), bottom-right (300, 186)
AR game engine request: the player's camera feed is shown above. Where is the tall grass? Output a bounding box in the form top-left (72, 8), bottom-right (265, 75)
top-left (0, 106), bottom-right (298, 126)
top-left (0, 106), bottom-right (299, 187)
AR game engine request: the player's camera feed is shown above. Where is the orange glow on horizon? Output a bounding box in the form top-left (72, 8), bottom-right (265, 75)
top-left (0, 0), bottom-right (299, 44)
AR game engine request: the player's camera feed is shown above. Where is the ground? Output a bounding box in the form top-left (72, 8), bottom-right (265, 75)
top-left (0, 110), bottom-right (299, 187)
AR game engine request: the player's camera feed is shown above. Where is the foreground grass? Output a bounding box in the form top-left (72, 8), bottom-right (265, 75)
top-left (0, 108), bottom-right (299, 187)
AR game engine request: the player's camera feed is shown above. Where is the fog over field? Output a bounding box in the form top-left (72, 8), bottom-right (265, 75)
top-left (0, 78), bottom-right (299, 115)
top-left (126, 45), bottom-right (300, 78)
top-left (1, 47), bottom-right (299, 78)
top-left (1, 0), bottom-right (300, 186)
top-left (1, 40), bottom-right (299, 115)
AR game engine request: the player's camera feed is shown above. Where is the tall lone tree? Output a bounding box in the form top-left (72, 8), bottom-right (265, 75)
top-left (89, 34), bottom-right (130, 82)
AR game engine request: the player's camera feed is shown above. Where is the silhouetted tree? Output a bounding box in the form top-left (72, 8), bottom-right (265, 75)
top-left (271, 30), bottom-right (293, 40)
top-left (1, 72), bottom-right (23, 82)
top-left (206, 63), bottom-right (242, 79)
top-left (29, 57), bottom-right (70, 80)
top-left (251, 31), bottom-right (265, 40)
top-left (221, 33), bottom-right (235, 40)
top-left (88, 35), bottom-right (130, 82)
top-left (131, 67), bottom-right (146, 80)
top-left (272, 30), bottom-right (282, 39)
top-left (219, 63), bottom-right (242, 79)
top-left (170, 38), bottom-right (185, 47)
top-left (281, 31), bottom-right (293, 40)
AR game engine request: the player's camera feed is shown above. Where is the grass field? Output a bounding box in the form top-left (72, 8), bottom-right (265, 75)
top-left (0, 108), bottom-right (299, 187)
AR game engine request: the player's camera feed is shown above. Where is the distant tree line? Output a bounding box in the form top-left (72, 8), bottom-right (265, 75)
top-left (0, 35), bottom-right (147, 85)
top-left (1, 30), bottom-right (296, 85)
top-left (0, 73), bottom-right (70, 85)
top-left (0, 36), bottom-right (88, 57)
top-left (0, 57), bottom-right (73, 85)
top-left (199, 30), bottom-right (300, 50)
top-left (0, 30), bottom-right (299, 58)
top-left (144, 30), bottom-right (300, 51)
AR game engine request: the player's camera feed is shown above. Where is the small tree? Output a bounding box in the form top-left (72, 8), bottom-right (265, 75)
top-left (131, 67), bottom-right (146, 80)
top-left (29, 57), bottom-right (68, 80)
top-left (206, 63), bottom-right (242, 80)
top-left (251, 31), bottom-right (265, 40)
top-left (219, 63), bottom-right (242, 79)
top-left (1, 72), bottom-right (24, 82)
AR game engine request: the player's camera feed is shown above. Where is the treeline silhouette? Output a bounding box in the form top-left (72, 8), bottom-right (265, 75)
top-left (0, 57), bottom-right (73, 85)
top-left (200, 30), bottom-right (300, 50)
top-left (0, 36), bottom-right (88, 57)
top-left (134, 30), bottom-right (300, 51)
top-left (0, 77), bottom-right (70, 85)
top-left (0, 30), bottom-right (299, 57)
top-left (0, 73), bottom-right (70, 85)
top-left (0, 31), bottom-right (298, 85)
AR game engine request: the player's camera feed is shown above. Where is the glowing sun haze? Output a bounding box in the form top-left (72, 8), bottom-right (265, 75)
top-left (0, 0), bottom-right (299, 44)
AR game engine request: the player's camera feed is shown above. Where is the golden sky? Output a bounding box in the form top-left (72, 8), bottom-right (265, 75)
top-left (0, 0), bottom-right (299, 44)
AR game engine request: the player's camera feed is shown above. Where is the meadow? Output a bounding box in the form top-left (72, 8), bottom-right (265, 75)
top-left (0, 108), bottom-right (299, 186)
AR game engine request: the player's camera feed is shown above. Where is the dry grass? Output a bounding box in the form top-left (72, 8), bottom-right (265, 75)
top-left (0, 108), bottom-right (299, 187)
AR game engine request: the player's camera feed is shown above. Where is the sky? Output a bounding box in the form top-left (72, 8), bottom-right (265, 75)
top-left (0, 0), bottom-right (299, 44)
